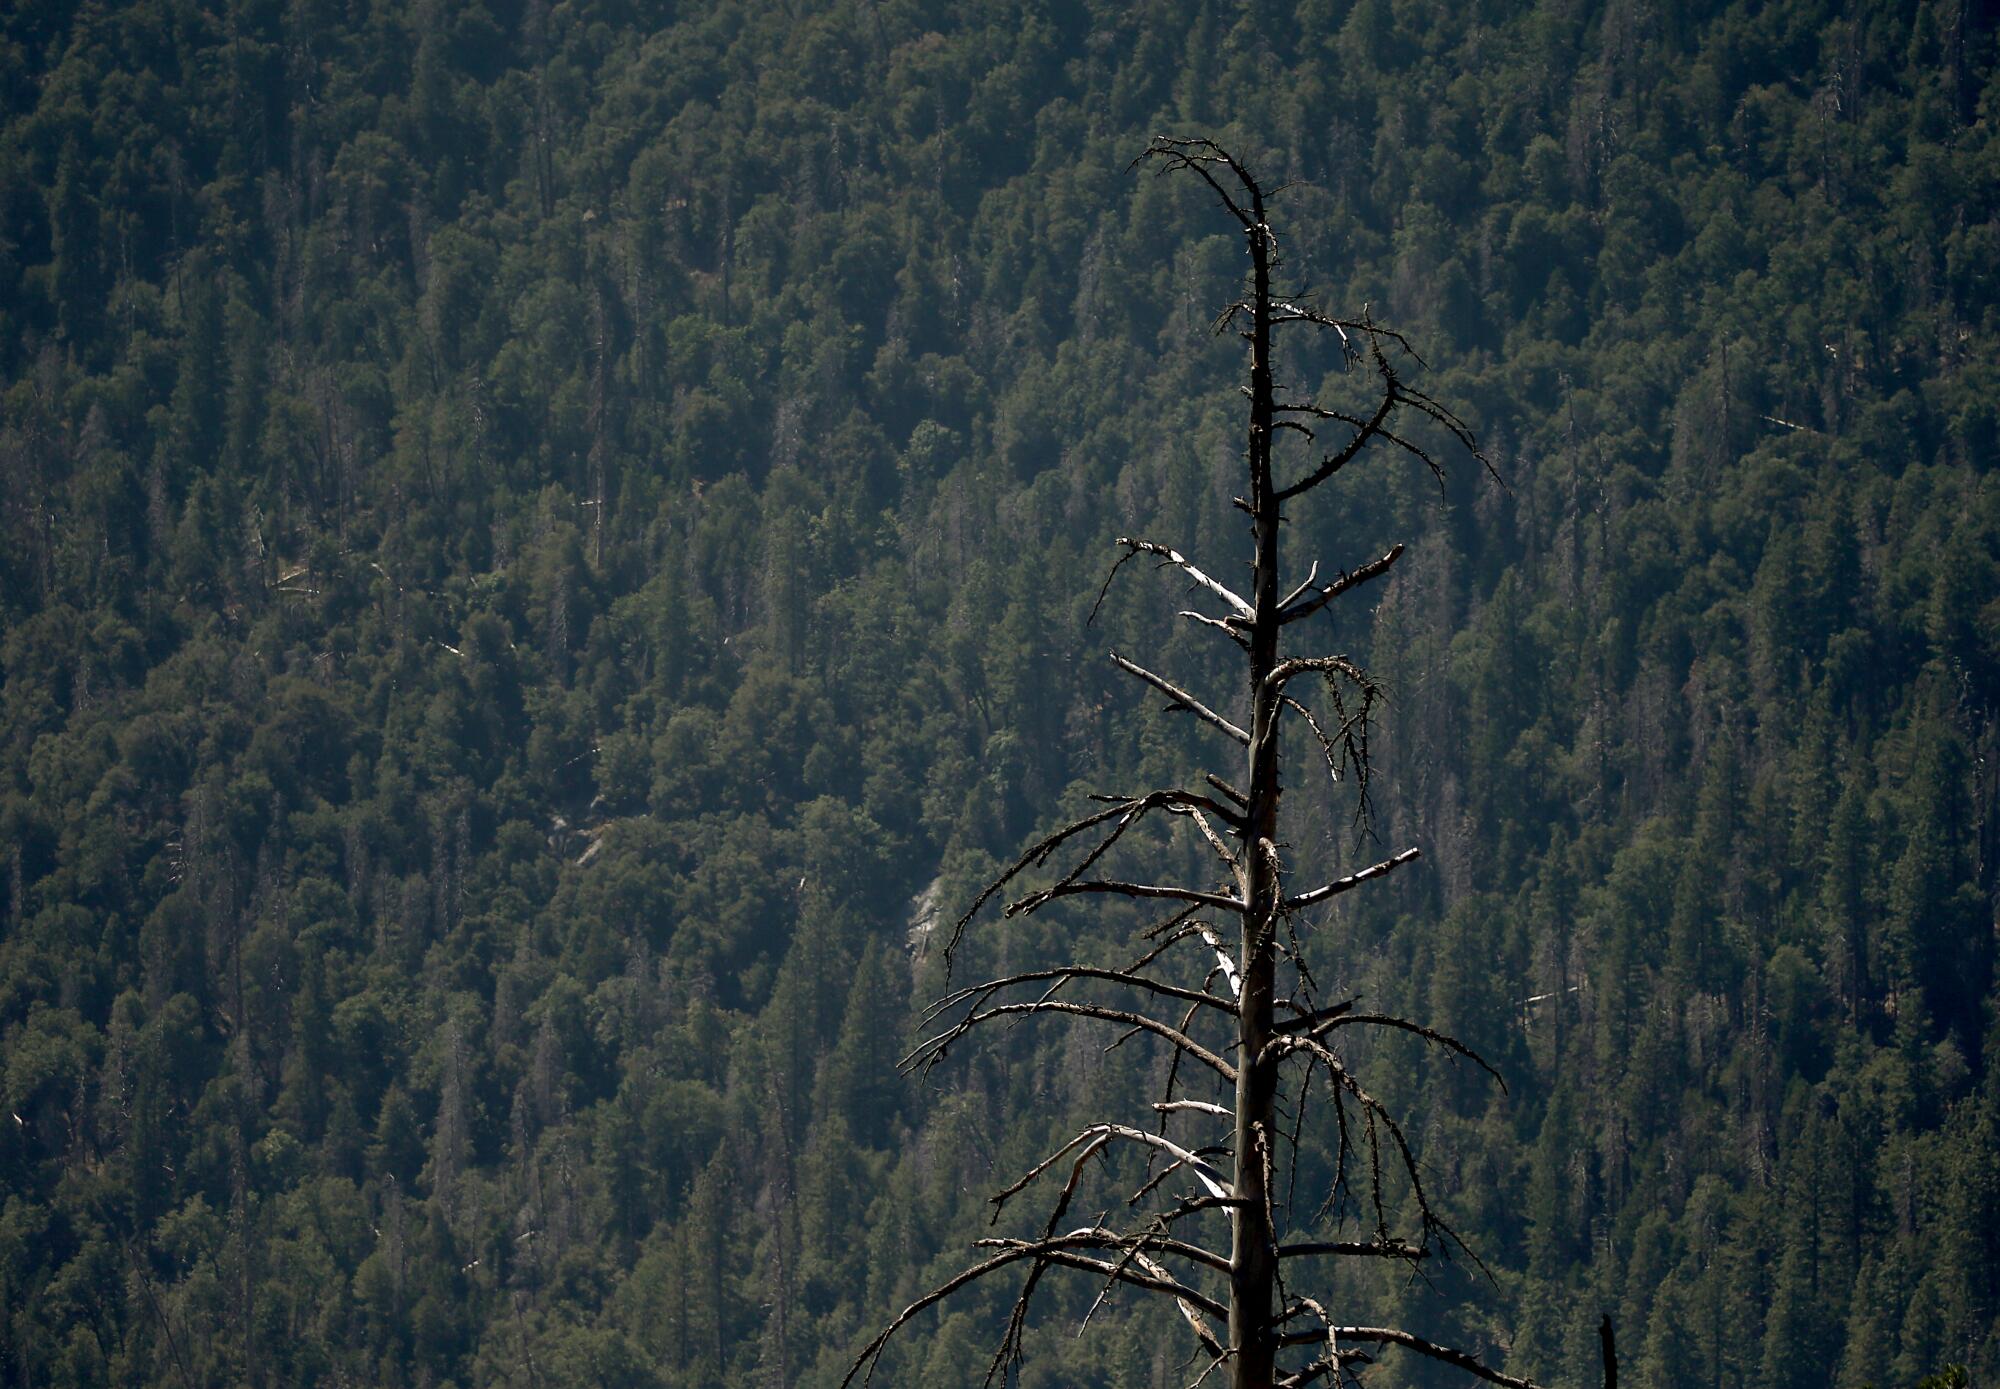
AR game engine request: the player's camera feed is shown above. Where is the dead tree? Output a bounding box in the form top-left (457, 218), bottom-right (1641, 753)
top-left (847, 139), bottom-right (1537, 1389)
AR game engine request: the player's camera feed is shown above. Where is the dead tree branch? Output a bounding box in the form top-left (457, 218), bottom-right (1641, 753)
top-left (905, 1000), bottom-right (1238, 1082)
top-left (1007, 878), bottom-right (1246, 918)
top-left (923, 967), bottom-right (1239, 1026)
top-left (1279, 545), bottom-right (1405, 625)
top-left (1111, 536), bottom-right (1254, 620)
top-left (1282, 849), bottom-right (1421, 910)
top-left (841, 1237), bottom-right (1228, 1389)
top-left (1277, 1327), bottom-right (1539, 1389)
top-left (853, 138), bottom-right (1537, 1389)
top-left (1112, 652), bottom-right (1251, 744)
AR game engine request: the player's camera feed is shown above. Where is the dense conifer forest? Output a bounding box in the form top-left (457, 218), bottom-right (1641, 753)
top-left (0, 0), bottom-right (1995, 1385)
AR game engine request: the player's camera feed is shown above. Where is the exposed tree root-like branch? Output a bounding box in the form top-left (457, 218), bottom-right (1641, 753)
top-left (982, 1136), bottom-right (1113, 1383)
top-left (1278, 560), bottom-right (1321, 609)
top-left (1394, 381), bottom-right (1502, 488)
top-left (1196, 924), bottom-right (1241, 998)
top-left (1267, 302), bottom-right (1425, 362)
top-left (1273, 998), bottom-right (1359, 1036)
top-left (1267, 648), bottom-right (1384, 837)
top-left (1271, 1296), bottom-right (1374, 1388)
top-left (1134, 137), bottom-right (1261, 233)
top-left (1173, 802), bottom-right (1247, 888)
top-left (1205, 772), bottom-right (1249, 808)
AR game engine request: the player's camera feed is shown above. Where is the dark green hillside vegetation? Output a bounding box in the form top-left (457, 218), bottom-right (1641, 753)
top-left (0, 0), bottom-right (1995, 1386)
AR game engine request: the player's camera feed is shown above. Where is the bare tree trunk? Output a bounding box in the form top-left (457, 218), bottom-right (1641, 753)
top-left (848, 139), bottom-right (1539, 1389)
top-left (1232, 174), bottom-right (1282, 1389)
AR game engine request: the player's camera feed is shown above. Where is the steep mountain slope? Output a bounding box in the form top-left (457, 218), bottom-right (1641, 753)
top-left (0, 1), bottom-right (1995, 1385)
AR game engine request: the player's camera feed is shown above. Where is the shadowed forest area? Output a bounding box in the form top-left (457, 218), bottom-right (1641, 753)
top-left (0, 0), bottom-right (1996, 1385)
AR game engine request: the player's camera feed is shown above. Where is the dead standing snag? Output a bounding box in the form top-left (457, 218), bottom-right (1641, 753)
top-left (847, 138), bottom-right (1541, 1389)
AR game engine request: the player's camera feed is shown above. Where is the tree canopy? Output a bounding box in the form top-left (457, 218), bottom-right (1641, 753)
top-left (0, 0), bottom-right (1995, 1386)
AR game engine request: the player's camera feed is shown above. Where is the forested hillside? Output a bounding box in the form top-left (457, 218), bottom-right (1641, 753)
top-left (1, 0), bottom-right (1996, 1385)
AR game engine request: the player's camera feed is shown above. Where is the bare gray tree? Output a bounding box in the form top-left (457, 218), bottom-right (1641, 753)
top-left (847, 139), bottom-right (1538, 1389)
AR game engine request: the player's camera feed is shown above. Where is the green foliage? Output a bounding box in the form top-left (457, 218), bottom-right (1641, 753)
top-left (0, 0), bottom-right (1997, 1384)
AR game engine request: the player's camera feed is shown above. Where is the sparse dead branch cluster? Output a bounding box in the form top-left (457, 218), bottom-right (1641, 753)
top-left (846, 138), bottom-right (1540, 1389)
